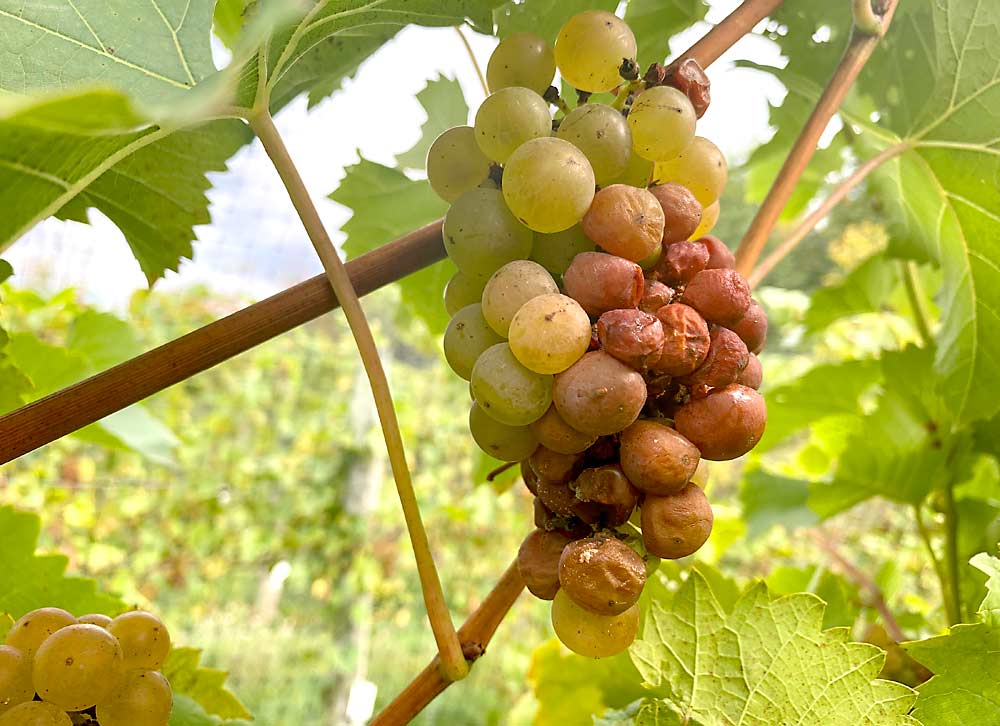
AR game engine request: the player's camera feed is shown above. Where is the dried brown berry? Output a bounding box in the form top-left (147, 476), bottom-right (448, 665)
top-left (649, 183), bottom-right (702, 244)
top-left (518, 528), bottom-right (575, 600)
top-left (553, 351), bottom-right (647, 436)
top-left (639, 279), bottom-right (674, 314)
top-left (641, 483), bottom-right (713, 559)
top-left (662, 58), bottom-right (711, 118)
top-left (620, 420), bottom-right (700, 496)
top-left (530, 405), bottom-right (598, 455)
top-left (738, 354), bottom-right (763, 389)
top-left (674, 383), bottom-right (767, 460)
top-left (699, 235), bottom-right (735, 270)
top-left (522, 460), bottom-right (539, 496)
top-left (572, 464), bottom-right (640, 527)
top-left (651, 303), bottom-right (711, 376)
top-left (655, 241), bottom-right (710, 286)
top-left (681, 326), bottom-right (749, 388)
top-left (558, 536), bottom-right (647, 614)
top-left (597, 309), bottom-right (665, 370)
top-left (529, 446), bottom-right (584, 485)
top-left (731, 299), bottom-right (768, 354)
top-left (680, 268), bottom-right (751, 326)
top-left (564, 252), bottom-right (645, 316)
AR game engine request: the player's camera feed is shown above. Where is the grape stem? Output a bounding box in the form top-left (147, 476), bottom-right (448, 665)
top-left (735, 0), bottom-right (899, 276)
top-left (747, 142), bottom-right (910, 288)
top-left (370, 559), bottom-right (525, 725)
top-left (455, 25), bottom-right (489, 98)
top-left (248, 109), bottom-right (469, 683)
top-left (673, 0), bottom-right (786, 69)
top-left (914, 504), bottom-right (958, 627)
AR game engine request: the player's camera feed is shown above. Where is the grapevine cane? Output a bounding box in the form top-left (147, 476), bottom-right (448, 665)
top-left (249, 110), bottom-right (468, 683)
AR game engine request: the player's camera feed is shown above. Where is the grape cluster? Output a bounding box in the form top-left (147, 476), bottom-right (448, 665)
top-left (0, 607), bottom-right (172, 725)
top-left (432, 10), bottom-right (767, 658)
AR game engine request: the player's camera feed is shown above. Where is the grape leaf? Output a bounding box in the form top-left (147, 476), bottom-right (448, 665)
top-left (765, 566), bottom-right (860, 630)
top-left (0, 505), bottom-right (126, 618)
top-left (329, 158), bottom-right (450, 334)
top-left (804, 253), bottom-right (899, 333)
top-left (739, 469), bottom-right (816, 540)
top-left (396, 77), bottom-right (469, 170)
top-left (853, 0), bottom-right (1000, 426)
top-left (494, 0), bottom-right (616, 42)
top-left (0, 259), bottom-right (11, 283)
top-left (905, 554), bottom-right (1000, 725)
top-left (169, 694), bottom-right (252, 726)
top-left (625, 0), bottom-right (708, 66)
top-left (630, 570), bottom-right (918, 725)
top-left (163, 647), bottom-right (252, 721)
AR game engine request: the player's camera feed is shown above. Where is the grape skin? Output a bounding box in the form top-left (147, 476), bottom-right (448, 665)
top-left (469, 403), bottom-right (539, 462)
top-left (471, 343), bottom-right (553, 426)
top-left (503, 137), bottom-right (596, 234)
top-left (508, 293), bottom-right (591, 374)
top-left (608, 148), bottom-right (653, 187)
top-left (108, 611), bottom-right (171, 671)
top-left (4, 608), bottom-right (75, 658)
top-left (426, 126), bottom-right (492, 203)
top-left (628, 86), bottom-right (697, 162)
top-left (563, 252), bottom-right (644, 316)
top-left (95, 669), bottom-right (172, 726)
top-left (444, 270), bottom-right (487, 316)
top-left (551, 589), bottom-right (639, 658)
top-left (443, 304), bottom-right (504, 381)
top-left (652, 136), bottom-right (728, 206)
top-left (0, 701), bottom-right (72, 726)
top-left (554, 11), bottom-right (637, 93)
top-left (553, 351), bottom-right (646, 436)
top-left (487, 33), bottom-right (556, 95)
top-left (555, 103), bottom-right (631, 186)
top-left (481, 260), bottom-right (558, 337)
top-left (443, 188), bottom-right (533, 280)
top-left (32, 623), bottom-right (124, 711)
top-left (474, 87), bottom-right (552, 163)
top-left (76, 613), bottom-right (112, 628)
top-left (0, 645), bottom-right (33, 715)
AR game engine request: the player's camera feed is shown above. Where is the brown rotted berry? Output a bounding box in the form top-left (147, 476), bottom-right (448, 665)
top-left (597, 309), bottom-right (665, 371)
top-left (641, 483), bottom-right (713, 559)
top-left (699, 235), bottom-right (735, 270)
top-left (518, 529), bottom-right (575, 600)
top-left (564, 252), bottom-right (645, 316)
top-left (731, 299), bottom-right (768, 354)
top-left (558, 536), bottom-right (646, 614)
top-left (536, 478), bottom-right (602, 523)
top-left (651, 303), bottom-right (710, 376)
top-left (584, 436), bottom-right (619, 464)
top-left (521, 460), bottom-right (539, 496)
top-left (674, 383), bottom-right (767, 460)
top-left (529, 446), bottom-right (584, 485)
top-left (620, 420), bottom-right (700, 496)
top-left (530, 405), bottom-right (597, 455)
top-left (639, 280), bottom-right (674, 314)
top-left (553, 351), bottom-right (647, 436)
top-left (738, 354), bottom-right (763, 389)
top-left (572, 464), bottom-right (640, 527)
top-left (681, 326), bottom-right (749, 388)
top-left (582, 185), bottom-right (665, 263)
top-left (662, 58), bottom-right (711, 118)
top-left (649, 183), bottom-right (702, 244)
top-left (656, 240), bottom-right (710, 286)
top-left (680, 268), bottom-right (751, 326)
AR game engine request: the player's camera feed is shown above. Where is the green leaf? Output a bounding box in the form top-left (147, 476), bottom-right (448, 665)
top-left (528, 639), bottom-right (648, 725)
top-left (214, 0), bottom-right (253, 48)
top-left (0, 89), bottom-right (250, 283)
top-left (765, 566), bottom-right (860, 630)
top-left (0, 259), bottom-right (11, 283)
top-left (163, 647), bottom-right (252, 721)
top-left (67, 310), bottom-right (143, 370)
top-left (759, 358), bottom-right (882, 452)
top-left (0, 505), bottom-right (126, 618)
top-left (494, 0), bottom-right (616, 42)
top-left (0, 0), bottom-right (215, 105)
top-left (740, 469), bottom-right (817, 540)
top-left (906, 555), bottom-right (1000, 725)
top-left (396, 77), bottom-right (469, 171)
top-left (857, 0), bottom-right (1000, 426)
top-left (631, 571), bottom-right (918, 725)
top-left (625, 0), bottom-right (708, 66)
top-left (804, 253), bottom-right (899, 333)
top-left (0, 614), bottom-right (12, 641)
top-left (330, 158), bottom-right (450, 334)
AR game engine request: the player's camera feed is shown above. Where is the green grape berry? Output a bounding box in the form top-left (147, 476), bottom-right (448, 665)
top-left (487, 33), bottom-right (556, 95)
top-left (427, 126), bottom-right (492, 203)
top-left (554, 11), bottom-right (637, 93)
top-left (503, 137), bottom-right (596, 234)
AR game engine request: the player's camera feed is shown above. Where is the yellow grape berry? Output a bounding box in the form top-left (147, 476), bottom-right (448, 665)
top-left (108, 611), bottom-right (171, 671)
top-left (4, 608), bottom-right (75, 659)
top-left (555, 11), bottom-right (637, 93)
top-left (628, 86), bottom-right (697, 162)
top-left (0, 701), bottom-right (71, 726)
top-left (652, 136), bottom-right (728, 206)
top-left (503, 137), bottom-right (596, 234)
top-left (32, 624), bottom-right (124, 711)
top-left (95, 669), bottom-right (172, 726)
top-left (551, 589), bottom-right (639, 658)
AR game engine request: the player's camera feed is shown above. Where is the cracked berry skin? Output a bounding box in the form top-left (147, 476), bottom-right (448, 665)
top-left (597, 309), bottom-right (664, 371)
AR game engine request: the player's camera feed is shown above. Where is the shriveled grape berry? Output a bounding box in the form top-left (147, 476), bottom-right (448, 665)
top-left (651, 303), bottom-right (710, 376)
top-left (620, 420), bottom-right (700, 495)
top-left (738, 354), bottom-right (763, 389)
top-left (572, 464), bottom-right (639, 527)
top-left (681, 326), bottom-right (749, 389)
top-left (553, 351), bottom-right (647, 436)
top-left (564, 252), bottom-right (644, 316)
top-left (597, 309), bottom-right (664, 370)
top-left (582, 185), bottom-right (665, 263)
top-left (655, 240), bottom-right (709, 285)
top-left (517, 529), bottom-right (575, 600)
top-left (530, 405), bottom-right (597, 455)
top-left (641, 483), bottom-right (713, 559)
top-left (731, 298), bottom-right (768, 354)
top-left (558, 536), bottom-right (646, 615)
top-left (699, 235), bottom-right (735, 270)
top-left (529, 446), bottom-right (584, 485)
top-left (639, 280), bottom-right (674, 314)
top-left (674, 384), bottom-right (766, 460)
top-left (649, 183), bottom-right (702, 244)
top-left (662, 58), bottom-right (711, 118)
top-left (680, 268), bottom-right (751, 326)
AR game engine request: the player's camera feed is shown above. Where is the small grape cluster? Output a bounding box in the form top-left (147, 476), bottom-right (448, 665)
top-left (433, 10), bottom-right (767, 658)
top-left (0, 607), bottom-right (172, 726)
